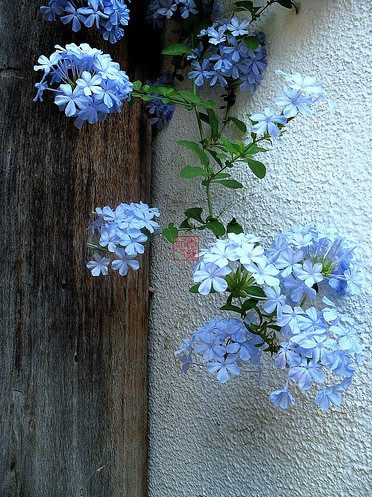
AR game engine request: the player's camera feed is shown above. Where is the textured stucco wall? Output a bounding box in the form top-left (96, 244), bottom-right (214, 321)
top-left (148, 1), bottom-right (372, 496)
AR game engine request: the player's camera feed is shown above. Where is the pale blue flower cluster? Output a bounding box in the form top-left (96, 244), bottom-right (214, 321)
top-left (40, 0), bottom-right (130, 43)
top-left (146, 75), bottom-right (175, 128)
top-left (147, 0), bottom-right (215, 27)
top-left (86, 202), bottom-right (160, 276)
top-left (177, 225), bottom-right (363, 410)
top-left (250, 71), bottom-right (332, 139)
top-left (175, 317), bottom-right (263, 383)
top-left (34, 43), bottom-right (133, 128)
top-left (188, 18), bottom-right (267, 93)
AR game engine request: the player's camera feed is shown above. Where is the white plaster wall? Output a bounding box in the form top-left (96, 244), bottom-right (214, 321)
top-left (148, 1), bottom-right (372, 496)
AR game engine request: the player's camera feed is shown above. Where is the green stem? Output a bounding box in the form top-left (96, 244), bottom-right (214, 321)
top-left (190, 32), bottom-right (206, 143)
top-left (206, 182), bottom-right (213, 217)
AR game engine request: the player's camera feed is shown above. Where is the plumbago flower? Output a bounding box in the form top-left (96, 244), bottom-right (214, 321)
top-left (40, 0), bottom-right (130, 43)
top-left (147, 0), bottom-right (216, 27)
top-left (146, 75), bottom-right (175, 128)
top-left (176, 225), bottom-right (363, 410)
top-left (86, 202), bottom-right (160, 276)
top-left (189, 19), bottom-right (268, 93)
top-left (33, 43), bottom-right (133, 128)
top-left (249, 70), bottom-right (332, 139)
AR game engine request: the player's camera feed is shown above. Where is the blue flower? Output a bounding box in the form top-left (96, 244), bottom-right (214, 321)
top-left (194, 331), bottom-right (226, 361)
top-left (188, 60), bottom-right (213, 87)
top-left (147, 0), bottom-right (201, 26)
top-left (206, 354), bottom-right (240, 383)
top-left (330, 323), bottom-right (362, 354)
top-left (202, 239), bottom-right (240, 268)
top-left (274, 342), bottom-right (301, 369)
top-left (193, 261), bottom-right (231, 295)
top-left (344, 265), bottom-right (363, 295)
top-left (40, 0), bottom-right (68, 21)
top-left (41, 0), bottom-right (130, 43)
top-left (276, 305), bottom-right (304, 334)
top-left (263, 286), bottom-right (286, 314)
top-left (178, 225), bottom-right (362, 410)
top-left (99, 223), bottom-right (120, 252)
top-left (76, 71), bottom-right (102, 96)
top-left (119, 229), bottom-right (148, 256)
top-left (250, 108), bottom-right (287, 138)
top-left (273, 247), bottom-right (303, 277)
top-left (289, 358), bottom-right (324, 390)
top-left (54, 84), bottom-right (87, 117)
top-left (270, 388), bottom-right (294, 409)
top-left (227, 17), bottom-right (250, 36)
top-left (112, 248), bottom-right (140, 276)
top-left (34, 43), bottom-right (133, 127)
top-left (294, 260), bottom-right (324, 288)
top-left (60, 1), bottom-right (86, 31)
top-left (86, 253), bottom-right (110, 276)
top-left (247, 259), bottom-right (280, 287)
top-left (178, 0), bottom-right (198, 18)
top-left (275, 88), bottom-right (313, 118)
top-left (79, 0), bottom-right (109, 29)
top-left (87, 202), bottom-right (160, 277)
top-left (282, 275), bottom-right (317, 303)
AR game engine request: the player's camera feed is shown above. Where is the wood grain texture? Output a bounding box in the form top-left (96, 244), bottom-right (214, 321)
top-left (0, 2), bottom-right (160, 496)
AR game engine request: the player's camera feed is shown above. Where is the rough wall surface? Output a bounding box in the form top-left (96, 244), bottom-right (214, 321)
top-left (148, 1), bottom-right (371, 496)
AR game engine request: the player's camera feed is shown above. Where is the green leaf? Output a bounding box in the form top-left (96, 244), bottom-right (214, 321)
top-left (214, 179), bottom-right (244, 189)
top-left (205, 221), bottom-right (226, 237)
top-left (220, 303), bottom-right (242, 313)
top-left (177, 90), bottom-right (202, 105)
top-left (180, 218), bottom-right (192, 229)
top-left (178, 140), bottom-right (209, 166)
top-left (213, 173), bottom-right (231, 180)
top-left (246, 158), bottom-right (266, 179)
top-left (180, 166), bottom-right (209, 179)
top-left (137, 94), bottom-right (153, 101)
top-left (228, 116), bottom-right (247, 132)
top-left (133, 80), bottom-right (142, 90)
top-left (220, 136), bottom-right (240, 154)
top-left (276, 0), bottom-right (294, 8)
top-left (205, 149), bottom-right (222, 167)
top-left (199, 113), bottom-right (210, 125)
top-left (198, 99), bottom-right (216, 110)
top-left (189, 283), bottom-right (201, 294)
top-left (245, 286), bottom-right (266, 298)
top-left (245, 143), bottom-right (267, 155)
top-left (162, 223), bottom-right (179, 243)
top-left (227, 218), bottom-right (243, 234)
top-left (234, 1), bottom-right (254, 13)
top-left (162, 43), bottom-right (193, 56)
top-left (207, 108), bottom-right (219, 139)
top-left (241, 299), bottom-right (259, 313)
top-left (242, 36), bottom-right (261, 50)
top-left (146, 85), bottom-right (175, 97)
top-left (184, 207), bottom-right (204, 224)
top-left (268, 325), bottom-right (281, 332)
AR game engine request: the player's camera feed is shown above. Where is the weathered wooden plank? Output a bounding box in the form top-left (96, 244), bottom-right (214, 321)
top-left (0, 2), bottom-right (159, 496)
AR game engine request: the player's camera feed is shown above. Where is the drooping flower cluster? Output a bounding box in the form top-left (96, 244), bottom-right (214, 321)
top-left (147, 0), bottom-right (215, 27)
top-left (86, 202), bottom-right (160, 276)
top-left (188, 18), bottom-right (268, 93)
top-left (250, 71), bottom-right (333, 139)
top-left (176, 225), bottom-right (363, 410)
top-left (34, 43), bottom-right (133, 128)
top-left (146, 75), bottom-right (175, 128)
top-left (40, 0), bottom-right (130, 43)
